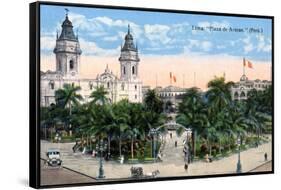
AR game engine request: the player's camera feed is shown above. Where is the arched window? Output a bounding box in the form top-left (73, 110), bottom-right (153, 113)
top-left (89, 82), bottom-right (93, 90)
top-left (49, 81), bottom-right (55, 90)
top-left (107, 82), bottom-right (110, 88)
top-left (123, 66), bottom-right (126, 75)
top-left (58, 61), bottom-right (62, 71)
top-left (240, 91), bottom-right (246, 98)
top-left (135, 85), bottom-right (137, 90)
top-left (234, 92), bottom-right (239, 99)
top-left (121, 83), bottom-right (125, 91)
top-left (132, 66), bottom-right (135, 75)
top-left (69, 60), bottom-right (74, 70)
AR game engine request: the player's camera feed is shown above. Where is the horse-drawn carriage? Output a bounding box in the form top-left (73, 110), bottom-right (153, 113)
top-left (130, 166), bottom-right (160, 178)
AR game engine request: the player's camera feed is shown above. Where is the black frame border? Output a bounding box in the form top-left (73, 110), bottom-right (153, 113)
top-left (29, 1), bottom-right (274, 189)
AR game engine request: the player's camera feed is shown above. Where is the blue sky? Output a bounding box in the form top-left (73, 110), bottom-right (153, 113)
top-left (40, 4), bottom-right (272, 61)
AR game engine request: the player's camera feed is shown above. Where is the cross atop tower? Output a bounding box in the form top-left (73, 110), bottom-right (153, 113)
top-left (65, 8), bottom-right (69, 16)
top-left (128, 24), bottom-right (130, 34)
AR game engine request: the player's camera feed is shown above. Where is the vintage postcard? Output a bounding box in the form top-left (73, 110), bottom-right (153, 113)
top-left (33, 2), bottom-right (273, 187)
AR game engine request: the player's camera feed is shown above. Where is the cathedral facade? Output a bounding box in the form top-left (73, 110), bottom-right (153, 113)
top-left (41, 13), bottom-right (142, 107)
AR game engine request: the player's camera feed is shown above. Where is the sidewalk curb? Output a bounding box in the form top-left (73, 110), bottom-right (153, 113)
top-left (248, 160), bottom-right (272, 172)
top-left (41, 158), bottom-right (97, 180)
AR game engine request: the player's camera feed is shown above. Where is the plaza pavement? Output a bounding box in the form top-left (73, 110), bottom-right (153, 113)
top-left (40, 133), bottom-right (272, 181)
top-left (40, 160), bottom-right (95, 186)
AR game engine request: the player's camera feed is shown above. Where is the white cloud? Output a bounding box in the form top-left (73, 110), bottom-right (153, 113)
top-left (103, 35), bottom-right (119, 42)
top-left (185, 39), bottom-right (213, 52)
top-left (244, 43), bottom-right (254, 53)
top-left (94, 17), bottom-right (114, 26)
top-left (69, 13), bottom-right (105, 35)
top-left (198, 21), bottom-right (210, 28)
top-left (211, 21), bottom-right (230, 28)
top-left (79, 38), bottom-right (119, 57)
top-left (92, 16), bottom-right (143, 40)
top-left (41, 36), bottom-right (56, 51)
top-left (144, 24), bottom-right (171, 45)
top-left (217, 45), bottom-right (226, 49)
top-left (257, 35), bottom-right (271, 52)
top-left (242, 36), bottom-right (254, 54)
top-left (201, 41), bottom-right (213, 51)
top-left (67, 13), bottom-right (143, 39)
top-left (198, 20), bottom-right (230, 28)
top-left (118, 31), bottom-right (127, 40)
top-left (171, 22), bottom-right (189, 34)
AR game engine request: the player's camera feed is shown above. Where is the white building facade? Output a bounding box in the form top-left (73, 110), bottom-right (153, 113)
top-left (157, 85), bottom-right (188, 111)
top-left (230, 74), bottom-right (271, 100)
top-left (41, 13), bottom-right (142, 107)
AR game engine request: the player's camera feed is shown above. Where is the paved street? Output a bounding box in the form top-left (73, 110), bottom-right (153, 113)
top-left (40, 160), bottom-right (95, 186)
top-left (41, 133), bottom-right (272, 183)
top-left (249, 161), bottom-right (272, 172)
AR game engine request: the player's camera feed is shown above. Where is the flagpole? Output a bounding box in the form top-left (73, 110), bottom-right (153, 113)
top-left (170, 72), bottom-right (172, 86)
top-left (243, 57), bottom-right (245, 76)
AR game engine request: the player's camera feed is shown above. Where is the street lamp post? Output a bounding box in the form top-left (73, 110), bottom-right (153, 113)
top-left (97, 139), bottom-right (106, 179)
top-left (236, 135), bottom-right (242, 173)
top-left (149, 128), bottom-right (157, 162)
top-left (185, 128), bottom-right (192, 163)
top-left (186, 128), bottom-right (192, 142)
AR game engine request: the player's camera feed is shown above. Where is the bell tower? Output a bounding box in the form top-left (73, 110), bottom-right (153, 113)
top-left (53, 9), bottom-right (82, 77)
top-left (119, 25), bottom-right (140, 81)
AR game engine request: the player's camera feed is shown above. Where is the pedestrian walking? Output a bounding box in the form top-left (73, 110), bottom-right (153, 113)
top-left (264, 152), bottom-right (268, 161)
top-left (92, 149), bottom-right (96, 157)
top-left (184, 163), bottom-right (188, 172)
top-left (175, 140), bottom-right (177, 147)
top-left (205, 154), bottom-right (209, 163)
top-left (170, 133), bottom-right (172, 139)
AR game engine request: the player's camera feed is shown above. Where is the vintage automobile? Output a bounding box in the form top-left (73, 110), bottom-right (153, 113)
top-left (46, 149), bottom-right (62, 167)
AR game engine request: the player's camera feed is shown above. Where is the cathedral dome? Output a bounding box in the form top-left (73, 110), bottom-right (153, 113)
top-left (121, 25), bottom-right (137, 52)
top-left (58, 12), bottom-right (77, 41)
top-left (125, 33), bottom-right (133, 40)
top-left (62, 15), bottom-right (73, 27)
top-left (240, 74), bottom-right (248, 82)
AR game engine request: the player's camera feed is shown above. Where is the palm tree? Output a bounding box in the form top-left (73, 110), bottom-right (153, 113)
top-left (144, 89), bottom-right (163, 114)
top-left (246, 88), bottom-right (272, 142)
top-left (101, 104), bottom-right (122, 158)
top-left (89, 86), bottom-right (108, 106)
top-left (55, 83), bottom-right (83, 135)
top-left (245, 107), bottom-right (271, 143)
top-left (127, 103), bottom-right (143, 159)
top-left (112, 100), bottom-right (130, 158)
top-left (86, 104), bottom-right (110, 150)
top-left (205, 77), bottom-right (235, 156)
top-left (247, 86), bottom-right (272, 115)
top-left (177, 87), bottom-right (207, 157)
top-left (206, 76), bottom-right (234, 112)
top-left (40, 104), bottom-right (61, 140)
top-left (55, 83), bottom-right (83, 113)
